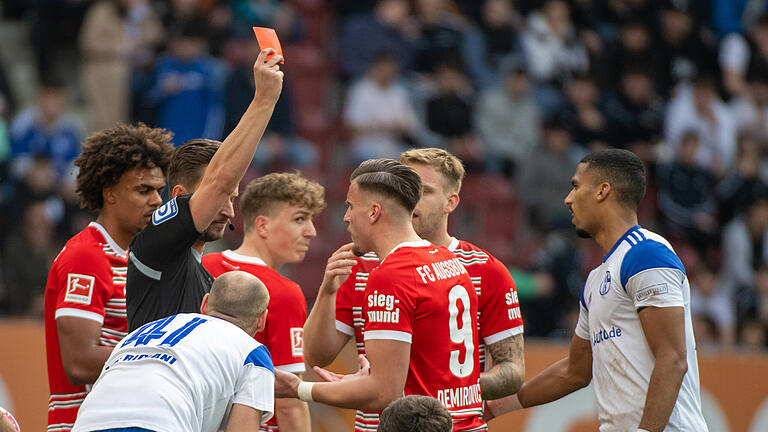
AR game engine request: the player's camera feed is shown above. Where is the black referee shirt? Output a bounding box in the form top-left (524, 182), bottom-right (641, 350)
top-left (126, 194), bottom-right (214, 331)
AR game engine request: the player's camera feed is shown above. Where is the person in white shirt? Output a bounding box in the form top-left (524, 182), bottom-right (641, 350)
top-left (487, 149), bottom-right (708, 432)
top-left (72, 271), bottom-right (275, 432)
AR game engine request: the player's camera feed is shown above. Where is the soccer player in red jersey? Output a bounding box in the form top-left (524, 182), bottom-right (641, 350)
top-left (202, 172), bottom-right (325, 432)
top-left (304, 148), bottom-right (524, 431)
top-left (280, 159), bottom-right (487, 431)
top-left (44, 124), bottom-right (173, 432)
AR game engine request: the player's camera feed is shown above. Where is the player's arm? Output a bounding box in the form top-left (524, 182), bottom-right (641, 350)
top-left (487, 334), bottom-right (592, 418)
top-left (187, 49), bottom-right (283, 232)
top-left (57, 317), bottom-right (113, 385)
top-left (303, 244), bottom-right (357, 368)
top-left (481, 334), bottom-right (525, 399)
top-left (275, 395), bottom-right (310, 432)
top-left (280, 339), bottom-right (409, 411)
top-left (637, 306), bottom-right (687, 431)
top-left (224, 404), bottom-right (262, 432)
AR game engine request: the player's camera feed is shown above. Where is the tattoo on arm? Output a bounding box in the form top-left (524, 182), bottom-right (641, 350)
top-left (481, 334), bottom-right (525, 400)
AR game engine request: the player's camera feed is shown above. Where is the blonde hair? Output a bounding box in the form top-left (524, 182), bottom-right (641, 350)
top-left (398, 148), bottom-right (465, 193)
top-left (241, 172), bottom-right (326, 232)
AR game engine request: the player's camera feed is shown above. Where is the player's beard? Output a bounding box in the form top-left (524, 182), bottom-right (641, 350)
top-left (199, 224), bottom-right (226, 242)
top-left (575, 228), bottom-right (592, 239)
top-left (351, 243), bottom-right (367, 257)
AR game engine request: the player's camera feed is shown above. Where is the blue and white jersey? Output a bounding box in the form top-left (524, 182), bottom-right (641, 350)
top-left (574, 226), bottom-right (707, 432)
top-left (73, 313), bottom-right (274, 432)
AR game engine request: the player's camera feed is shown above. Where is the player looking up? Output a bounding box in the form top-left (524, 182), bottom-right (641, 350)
top-left (126, 48), bottom-right (284, 331)
top-left (44, 123), bottom-right (174, 432)
top-left (73, 271), bottom-right (275, 432)
top-left (487, 149), bottom-right (708, 432)
top-left (278, 159), bottom-right (486, 431)
top-left (303, 148), bottom-right (524, 431)
top-left (203, 172), bottom-right (326, 432)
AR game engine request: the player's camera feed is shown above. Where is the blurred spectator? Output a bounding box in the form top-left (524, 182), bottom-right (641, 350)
top-left (145, 19), bottom-right (225, 145)
top-left (521, 0), bottom-right (588, 116)
top-left (343, 51), bottom-right (417, 162)
top-left (719, 14), bottom-right (768, 98)
top-left (691, 266), bottom-right (736, 347)
top-left (426, 61), bottom-right (473, 141)
top-left (756, 265), bottom-right (768, 326)
top-left (692, 313), bottom-right (720, 350)
top-left (9, 81), bottom-right (82, 181)
top-left (602, 19), bottom-right (657, 93)
top-left (654, 1), bottom-right (718, 98)
top-left (712, 0), bottom-right (767, 36)
top-left (2, 199), bottom-right (54, 316)
top-left (340, 0), bottom-right (416, 78)
top-left (740, 318), bottom-right (767, 350)
top-left (656, 131), bottom-right (717, 251)
top-left (79, 0), bottom-right (163, 131)
top-left (664, 76), bottom-right (737, 176)
top-left (557, 75), bottom-right (609, 149)
top-left (716, 132), bottom-right (768, 225)
top-left (721, 195), bottom-right (768, 296)
top-left (731, 75), bottom-right (768, 141)
top-left (462, 0), bottom-right (523, 89)
top-left (475, 59), bottom-right (539, 178)
top-left (412, 0), bottom-right (469, 74)
top-left (0, 60), bottom-right (16, 119)
top-left (228, 0), bottom-right (303, 42)
top-left (517, 119), bottom-right (581, 230)
top-left (602, 68), bottom-right (664, 157)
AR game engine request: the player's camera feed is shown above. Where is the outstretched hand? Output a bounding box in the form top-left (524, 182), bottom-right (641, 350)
top-left (253, 48), bottom-right (284, 105)
top-left (313, 354), bottom-right (370, 383)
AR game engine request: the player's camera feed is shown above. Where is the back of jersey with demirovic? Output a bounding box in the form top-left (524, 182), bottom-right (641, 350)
top-left (73, 313), bottom-right (275, 432)
top-left (126, 195), bottom-right (214, 331)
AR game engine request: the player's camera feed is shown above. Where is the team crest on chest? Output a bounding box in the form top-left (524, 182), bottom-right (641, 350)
top-left (600, 271), bottom-right (612, 296)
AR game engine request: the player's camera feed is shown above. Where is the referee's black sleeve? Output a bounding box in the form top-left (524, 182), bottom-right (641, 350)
top-left (129, 194), bottom-right (200, 276)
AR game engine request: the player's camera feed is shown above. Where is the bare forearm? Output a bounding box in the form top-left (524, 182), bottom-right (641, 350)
top-left (481, 362), bottom-right (524, 400)
top-left (517, 358), bottom-right (589, 408)
top-left (638, 357), bottom-right (687, 431)
top-left (311, 377), bottom-right (393, 411)
top-left (303, 290), bottom-right (347, 368)
top-left (275, 398), bottom-right (311, 432)
top-left (65, 345), bottom-right (114, 385)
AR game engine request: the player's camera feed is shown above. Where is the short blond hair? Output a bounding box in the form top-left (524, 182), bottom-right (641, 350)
top-left (398, 148), bottom-right (466, 193)
top-left (241, 172), bottom-right (326, 232)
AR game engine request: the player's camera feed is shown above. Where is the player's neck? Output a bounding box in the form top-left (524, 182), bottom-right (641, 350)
top-left (422, 229), bottom-right (452, 248)
top-left (192, 240), bottom-right (205, 255)
top-left (372, 222), bottom-right (423, 259)
top-left (95, 212), bottom-right (132, 251)
top-left (233, 239), bottom-right (282, 270)
top-left (594, 209), bottom-right (639, 255)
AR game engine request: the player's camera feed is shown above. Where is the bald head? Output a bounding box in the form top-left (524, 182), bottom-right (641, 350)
top-left (206, 271), bottom-right (270, 330)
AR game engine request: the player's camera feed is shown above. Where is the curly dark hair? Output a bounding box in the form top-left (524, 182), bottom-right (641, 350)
top-left (74, 123), bottom-right (174, 211)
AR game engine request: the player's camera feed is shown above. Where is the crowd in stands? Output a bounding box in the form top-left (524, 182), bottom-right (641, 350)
top-left (0, 0), bottom-right (766, 352)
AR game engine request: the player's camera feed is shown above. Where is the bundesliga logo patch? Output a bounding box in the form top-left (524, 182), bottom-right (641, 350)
top-left (152, 198), bottom-right (179, 225)
top-left (291, 328), bottom-right (304, 357)
top-left (65, 273), bottom-right (95, 304)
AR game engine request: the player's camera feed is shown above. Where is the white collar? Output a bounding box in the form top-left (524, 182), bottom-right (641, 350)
top-left (222, 250), bottom-right (268, 267)
top-left (382, 239), bottom-right (431, 262)
top-left (447, 237), bottom-right (459, 251)
top-left (89, 222), bottom-right (127, 258)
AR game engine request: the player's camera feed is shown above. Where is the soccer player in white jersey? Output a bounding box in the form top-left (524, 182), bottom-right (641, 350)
top-left (487, 149), bottom-right (708, 432)
top-left (72, 271), bottom-right (275, 432)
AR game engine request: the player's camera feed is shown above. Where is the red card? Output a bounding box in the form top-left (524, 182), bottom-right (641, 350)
top-left (252, 27), bottom-right (284, 63)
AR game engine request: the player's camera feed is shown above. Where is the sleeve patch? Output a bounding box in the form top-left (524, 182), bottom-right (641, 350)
top-left (64, 273), bottom-right (95, 304)
top-left (290, 328), bottom-right (304, 357)
top-left (152, 197), bottom-right (179, 225)
top-left (635, 283), bottom-right (669, 302)
top-left (244, 344), bottom-right (274, 374)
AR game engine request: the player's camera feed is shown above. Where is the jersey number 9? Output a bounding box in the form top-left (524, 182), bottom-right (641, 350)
top-left (448, 285), bottom-right (475, 378)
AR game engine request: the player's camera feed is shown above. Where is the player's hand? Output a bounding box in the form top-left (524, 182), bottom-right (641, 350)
top-left (313, 354), bottom-right (370, 383)
top-left (274, 369), bottom-right (301, 398)
top-left (320, 243), bottom-right (357, 295)
top-left (253, 48), bottom-right (284, 105)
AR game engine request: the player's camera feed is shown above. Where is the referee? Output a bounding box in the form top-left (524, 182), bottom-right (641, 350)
top-left (125, 49), bottom-right (284, 331)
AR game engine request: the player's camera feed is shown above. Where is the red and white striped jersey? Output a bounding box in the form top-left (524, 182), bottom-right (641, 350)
top-left (202, 250), bottom-right (308, 432)
top-left (335, 238), bottom-right (523, 431)
top-left (44, 222), bottom-right (128, 432)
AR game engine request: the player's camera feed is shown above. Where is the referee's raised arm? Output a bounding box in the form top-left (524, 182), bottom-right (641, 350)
top-left (189, 49), bottom-right (284, 232)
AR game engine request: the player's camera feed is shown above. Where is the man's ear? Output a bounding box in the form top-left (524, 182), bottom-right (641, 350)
top-left (369, 202), bottom-right (382, 223)
top-left (446, 192), bottom-right (460, 214)
top-left (254, 309), bottom-right (268, 333)
top-left (200, 293), bottom-right (209, 315)
top-left (171, 184), bottom-right (188, 198)
top-left (596, 182), bottom-right (611, 203)
top-left (254, 215), bottom-right (270, 238)
top-left (103, 184), bottom-right (117, 206)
